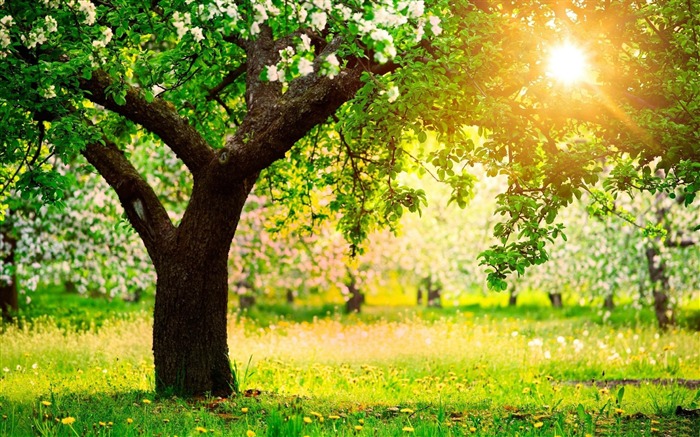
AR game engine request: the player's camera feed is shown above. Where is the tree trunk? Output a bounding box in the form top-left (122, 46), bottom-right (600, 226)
top-left (239, 294), bottom-right (256, 310)
top-left (603, 294), bottom-right (615, 310)
top-left (427, 283), bottom-right (442, 308)
top-left (151, 181), bottom-right (253, 397)
top-left (419, 275), bottom-right (442, 308)
top-left (508, 286), bottom-right (518, 306)
top-left (548, 292), bottom-right (563, 308)
top-left (0, 230), bottom-right (18, 321)
top-left (645, 246), bottom-right (674, 329)
top-left (344, 276), bottom-right (364, 314)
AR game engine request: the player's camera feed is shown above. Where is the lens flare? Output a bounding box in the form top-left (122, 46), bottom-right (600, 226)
top-left (547, 42), bottom-right (588, 85)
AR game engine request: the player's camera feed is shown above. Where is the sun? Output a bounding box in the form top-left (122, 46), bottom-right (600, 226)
top-left (546, 42), bottom-right (588, 85)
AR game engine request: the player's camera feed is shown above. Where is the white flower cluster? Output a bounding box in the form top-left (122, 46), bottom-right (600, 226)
top-left (21, 15), bottom-right (61, 49)
top-left (77, 0), bottom-right (97, 25)
top-left (172, 11), bottom-right (206, 42)
top-left (92, 27), bottom-right (113, 48)
top-left (0, 15), bottom-right (13, 55)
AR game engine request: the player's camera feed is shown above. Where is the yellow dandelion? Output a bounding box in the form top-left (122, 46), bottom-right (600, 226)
top-left (195, 426), bottom-right (208, 434)
top-left (358, 418), bottom-right (364, 424)
top-left (303, 416), bottom-right (312, 424)
top-left (650, 419), bottom-right (660, 425)
top-left (107, 422), bottom-right (113, 426)
top-left (534, 422), bottom-right (544, 429)
top-left (615, 408), bottom-right (624, 415)
top-left (651, 428), bottom-right (659, 433)
top-left (61, 417), bottom-right (76, 425)
top-left (402, 426), bottom-right (414, 432)
top-left (310, 411), bottom-right (323, 418)
top-left (400, 408), bottom-right (414, 414)
top-left (99, 421), bottom-right (106, 427)
top-left (126, 418), bottom-right (134, 424)
top-left (522, 387), bottom-right (531, 394)
top-left (163, 418), bottom-right (170, 423)
top-left (246, 430), bottom-right (256, 437)
top-left (469, 427), bottom-right (477, 432)
top-left (354, 425), bottom-right (363, 431)
top-left (328, 415), bottom-right (341, 420)
top-left (142, 399), bottom-right (152, 404)
top-left (41, 401), bottom-right (51, 406)
top-left (241, 407), bottom-right (249, 413)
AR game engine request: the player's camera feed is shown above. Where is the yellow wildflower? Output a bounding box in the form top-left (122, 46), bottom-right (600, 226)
top-left (246, 430), bottom-right (256, 437)
top-left (402, 426), bottom-right (414, 432)
top-left (400, 408), bottom-right (414, 414)
top-left (534, 422), bottom-right (544, 429)
top-left (354, 425), bottom-right (363, 431)
top-left (142, 399), bottom-right (152, 404)
top-left (469, 427), bottom-right (477, 432)
top-left (241, 407), bottom-right (249, 413)
top-left (41, 401), bottom-right (51, 407)
top-left (126, 418), bottom-right (134, 424)
top-left (195, 426), bottom-right (208, 434)
top-left (328, 415), bottom-right (341, 420)
top-left (303, 416), bottom-right (312, 424)
top-left (61, 417), bottom-right (76, 425)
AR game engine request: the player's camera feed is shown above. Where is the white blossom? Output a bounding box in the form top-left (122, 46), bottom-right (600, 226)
top-left (42, 85), bottom-right (56, 99)
top-left (310, 11), bottom-right (327, 30)
top-left (386, 85), bottom-right (399, 103)
top-left (297, 57), bottom-right (313, 76)
top-left (44, 16), bottom-right (58, 33)
top-left (266, 64), bottom-right (280, 82)
top-left (92, 27), bottom-right (113, 48)
top-left (429, 15), bottom-right (442, 35)
top-left (190, 26), bottom-right (204, 42)
top-left (172, 11), bottom-right (191, 39)
top-left (78, 0), bottom-right (97, 25)
top-left (298, 34), bottom-right (312, 52)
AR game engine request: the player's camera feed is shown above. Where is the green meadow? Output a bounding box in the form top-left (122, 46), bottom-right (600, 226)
top-left (1, 294), bottom-right (699, 437)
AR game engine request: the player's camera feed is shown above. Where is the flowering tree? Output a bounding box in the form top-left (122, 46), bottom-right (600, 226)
top-left (0, 0), bottom-right (449, 396)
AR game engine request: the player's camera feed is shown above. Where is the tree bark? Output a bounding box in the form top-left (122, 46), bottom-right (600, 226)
top-left (152, 180), bottom-right (253, 397)
top-left (0, 229), bottom-right (18, 321)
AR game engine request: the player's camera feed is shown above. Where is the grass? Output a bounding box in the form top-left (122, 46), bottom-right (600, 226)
top-left (1, 292), bottom-right (699, 436)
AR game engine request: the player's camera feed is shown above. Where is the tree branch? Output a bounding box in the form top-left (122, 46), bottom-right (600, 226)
top-left (79, 70), bottom-right (216, 178)
top-left (206, 63), bottom-right (246, 101)
top-left (82, 137), bottom-right (176, 263)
